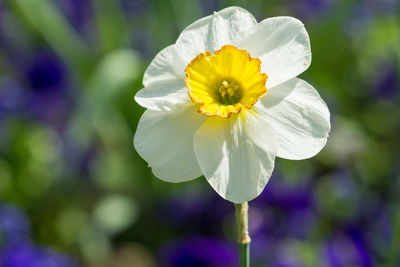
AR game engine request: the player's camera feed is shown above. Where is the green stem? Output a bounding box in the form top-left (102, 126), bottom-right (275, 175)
top-left (235, 202), bottom-right (250, 267)
top-left (239, 242), bottom-right (250, 267)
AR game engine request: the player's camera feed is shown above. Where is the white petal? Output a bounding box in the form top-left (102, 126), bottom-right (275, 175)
top-left (176, 6), bottom-right (257, 60)
top-left (256, 78), bottom-right (330, 160)
top-left (142, 45), bottom-right (187, 87)
top-left (140, 7), bottom-right (258, 107)
top-left (135, 80), bottom-right (191, 111)
top-left (193, 111), bottom-right (278, 203)
top-left (236, 16), bottom-right (311, 88)
top-left (134, 106), bottom-right (207, 182)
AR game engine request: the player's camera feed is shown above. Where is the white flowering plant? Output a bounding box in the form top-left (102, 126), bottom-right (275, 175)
top-left (133, 6), bottom-right (330, 266)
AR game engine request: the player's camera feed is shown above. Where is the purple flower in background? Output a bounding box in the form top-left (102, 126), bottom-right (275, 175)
top-left (24, 50), bottom-right (73, 130)
top-left (250, 234), bottom-right (275, 265)
top-left (53, 0), bottom-right (93, 35)
top-left (273, 255), bottom-right (307, 267)
top-left (158, 190), bottom-right (231, 236)
top-left (365, 0), bottom-right (399, 14)
top-left (0, 204), bottom-right (31, 244)
top-left (251, 175), bottom-right (316, 239)
top-left (131, 29), bottom-right (153, 59)
top-left (373, 63), bottom-right (398, 98)
top-left (343, 3), bottom-right (374, 37)
top-left (33, 247), bottom-right (79, 267)
top-left (0, 242), bottom-right (79, 267)
top-left (286, 209), bottom-right (317, 239)
top-left (121, 0), bottom-right (149, 16)
top-left (255, 177), bottom-right (313, 211)
top-left (288, 0), bottom-right (333, 21)
top-left (26, 51), bottom-right (65, 93)
top-left (365, 210), bottom-right (392, 256)
top-left (159, 236), bottom-right (237, 267)
top-left (0, 243), bottom-right (38, 267)
top-left (0, 76), bottom-right (31, 116)
top-left (1, 45), bottom-right (71, 130)
top-left (0, 203), bottom-right (79, 267)
top-left (324, 231), bottom-right (373, 267)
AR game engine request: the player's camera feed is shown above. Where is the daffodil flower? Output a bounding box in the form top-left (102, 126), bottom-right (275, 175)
top-left (134, 6), bottom-right (330, 204)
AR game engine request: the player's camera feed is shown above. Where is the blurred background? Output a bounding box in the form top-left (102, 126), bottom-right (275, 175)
top-left (0, 0), bottom-right (399, 266)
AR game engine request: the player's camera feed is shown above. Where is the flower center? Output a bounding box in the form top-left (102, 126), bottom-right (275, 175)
top-left (218, 79), bottom-right (242, 105)
top-left (185, 45), bottom-right (268, 118)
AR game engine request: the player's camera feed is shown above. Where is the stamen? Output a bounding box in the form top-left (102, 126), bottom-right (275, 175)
top-left (218, 80), bottom-right (241, 105)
